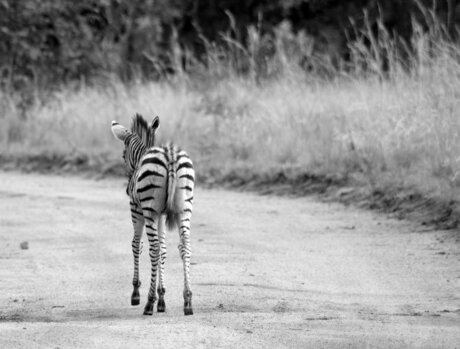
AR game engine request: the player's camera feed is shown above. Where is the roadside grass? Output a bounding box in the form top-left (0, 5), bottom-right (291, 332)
top-left (1, 23), bottom-right (460, 229)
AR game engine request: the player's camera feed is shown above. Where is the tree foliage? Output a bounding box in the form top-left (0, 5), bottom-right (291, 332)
top-left (0, 0), bottom-right (457, 88)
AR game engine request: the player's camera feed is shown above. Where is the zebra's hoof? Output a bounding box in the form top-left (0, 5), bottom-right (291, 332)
top-left (131, 287), bottom-right (140, 306)
top-left (184, 299), bottom-right (193, 315)
top-left (157, 299), bottom-right (166, 313)
top-left (143, 301), bottom-right (154, 315)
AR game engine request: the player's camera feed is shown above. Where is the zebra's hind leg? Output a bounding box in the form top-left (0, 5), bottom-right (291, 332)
top-left (157, 215), bottom-right (167, 312)
top-left (130, 201), bottom-right (144, 306)
top-left (143, 212), bottom-right (160, 316)
top-left (178, 213), bottom-right (193, 315)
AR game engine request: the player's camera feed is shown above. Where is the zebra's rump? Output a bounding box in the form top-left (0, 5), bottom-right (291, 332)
top-left (132, 144), bottom-right (194, 216)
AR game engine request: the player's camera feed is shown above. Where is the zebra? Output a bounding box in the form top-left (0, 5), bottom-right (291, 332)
top-left (111, 114), bottom-right (195, 316)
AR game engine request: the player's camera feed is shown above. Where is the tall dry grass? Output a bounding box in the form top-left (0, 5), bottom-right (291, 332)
top-left (1, 19), bottom-right (460, 203)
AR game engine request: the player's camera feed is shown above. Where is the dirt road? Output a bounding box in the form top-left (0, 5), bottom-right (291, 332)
top-left (0, 172), bottom-right (459, 348)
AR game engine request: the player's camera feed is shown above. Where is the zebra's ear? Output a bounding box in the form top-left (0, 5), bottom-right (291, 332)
top-left (111, 121), bottom-right (131, 141)
top-left (151, 116), bottom-right (160, 130)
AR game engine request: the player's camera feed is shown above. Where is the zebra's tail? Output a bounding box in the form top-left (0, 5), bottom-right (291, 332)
top-left (165, 154), bottom-right (179, 231)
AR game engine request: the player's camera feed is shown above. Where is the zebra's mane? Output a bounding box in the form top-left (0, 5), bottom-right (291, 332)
top-left (130, 113), bottom-right (155, 149)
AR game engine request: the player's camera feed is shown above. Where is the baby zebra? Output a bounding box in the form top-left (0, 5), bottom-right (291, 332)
top-left (111, 114), bottom-right (195, 316)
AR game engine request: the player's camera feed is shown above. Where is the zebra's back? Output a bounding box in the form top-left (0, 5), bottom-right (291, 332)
top-left (133, 144), bottom-right (194, 220)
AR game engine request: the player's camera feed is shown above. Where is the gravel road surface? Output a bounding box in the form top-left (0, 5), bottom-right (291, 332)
top-left (0, 172), bottom-right (459, 348)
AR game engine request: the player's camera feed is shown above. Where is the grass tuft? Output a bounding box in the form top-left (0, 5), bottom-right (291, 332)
top-left (2, 20), bottom-right (460, 229)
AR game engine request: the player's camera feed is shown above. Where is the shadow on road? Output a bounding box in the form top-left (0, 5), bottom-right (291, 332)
top-left (0, 307), bottom-right (143, 323)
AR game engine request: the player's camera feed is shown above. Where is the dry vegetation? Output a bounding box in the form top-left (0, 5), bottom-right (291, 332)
top-left (1, 21), bottom-right (460, 227)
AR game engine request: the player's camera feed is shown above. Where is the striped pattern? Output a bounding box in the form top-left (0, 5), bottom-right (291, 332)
top-left (111, 115), bottom-right (194, 315)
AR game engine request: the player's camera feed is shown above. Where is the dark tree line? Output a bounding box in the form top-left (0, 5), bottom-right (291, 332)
top-left (0, 0), bottom-right (458, 88)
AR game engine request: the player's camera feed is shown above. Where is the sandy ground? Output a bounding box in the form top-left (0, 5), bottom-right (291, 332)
top-left (0, 172), bottom-right (459, 349)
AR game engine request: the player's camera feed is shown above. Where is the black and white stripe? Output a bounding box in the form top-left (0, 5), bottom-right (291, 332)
top-left (111, 114), bottom-right (195, 315)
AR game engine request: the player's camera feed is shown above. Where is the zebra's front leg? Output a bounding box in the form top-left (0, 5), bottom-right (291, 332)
top-left (178, 214), bottom-right (193, 315)
top-left (157, 215), bottom-right (167, 313)
top-left (143, 214), bottom-right (160, 316)
top-left (130, 201), bottom-right (144, 306)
